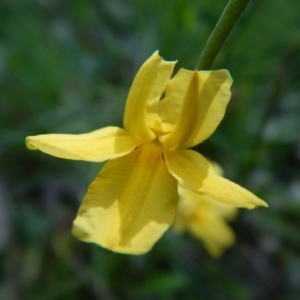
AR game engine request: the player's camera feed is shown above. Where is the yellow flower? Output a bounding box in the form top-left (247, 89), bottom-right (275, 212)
top-left (173, 162), bottom-right (238, 258)
top-left (26, 51), bottom-right (267, 255)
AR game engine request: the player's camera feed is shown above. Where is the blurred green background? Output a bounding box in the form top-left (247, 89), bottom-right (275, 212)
top-left (1, 0), bottom-right (300, 299)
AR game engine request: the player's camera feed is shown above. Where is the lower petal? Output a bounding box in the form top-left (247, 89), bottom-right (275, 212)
top-left (174, 186), bottom-right (237, 257)
top-left (189, 216), bottom-right (235, 258)
top-left (164, 149), bottom-right (268, 209)
top-left (72, 144), bottom-right (178, 255)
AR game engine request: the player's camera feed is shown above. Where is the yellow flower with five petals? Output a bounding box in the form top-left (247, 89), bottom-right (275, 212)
top-left (26, 51), bottom-right (267, 255)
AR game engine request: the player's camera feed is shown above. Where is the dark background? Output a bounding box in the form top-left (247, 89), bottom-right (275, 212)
top-left (0, 0), bottom-right (300, 299)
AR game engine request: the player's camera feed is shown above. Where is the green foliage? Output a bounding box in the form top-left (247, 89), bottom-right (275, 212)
top-left (0, 0), bottom-right (300, 299)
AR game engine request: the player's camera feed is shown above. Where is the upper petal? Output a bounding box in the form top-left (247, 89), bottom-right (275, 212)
top-left (164, 149), bottom-right (268, 209)
top-left (160, 69), bottom-right (233, 150)
top-left (159, 70), bottom-right (200, 149)
top-left (123, 51), bottom-right (176, 143)
top-left (26, 126), bottom-right (142, 162)
top-left (72, 144), bottom-right (178, 255)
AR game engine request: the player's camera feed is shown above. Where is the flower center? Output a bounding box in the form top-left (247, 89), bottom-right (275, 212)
top-left (150, 138), bottom-right (163, 149)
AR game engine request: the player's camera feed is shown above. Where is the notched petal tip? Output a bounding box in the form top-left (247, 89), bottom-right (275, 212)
top-left (243, 195), bottom-right (268, 210)
top-left (145, 50), bottom-right (178, 66)
top-left (26, 136), bottom-right (37, 150)
top-left (236, 195), bottom-right (268, 210)
top-left (153, 50), bottom-right (178, 64)
top-left (256, 199), bottom-right (268, 208)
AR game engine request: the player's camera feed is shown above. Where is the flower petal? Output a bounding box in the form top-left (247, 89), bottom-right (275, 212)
top-left (160, 69), bottom-right (233, 150)
top-left (164, 149), bottom-right (268, 209)
top-left (188, 215), bottom-right (235, 258)
top-left (72, 144), bottom-right (178, 255)
top-left (26, 126), bottom-right (142, 162)
top-left (174, 186), bottom-right (237, 257)
top-left (123, 51), bottom-right (176, 143)
top-left (159, 70), bottom-right (200, 149)
top-left (178, 187), bottom-right (237, 220)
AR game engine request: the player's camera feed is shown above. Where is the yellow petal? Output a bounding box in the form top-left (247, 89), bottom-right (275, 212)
top-left (188, 216), bottom-right (235, 258)
top-left (164, 149), bottom-right (268, 209)
top-left (178, 187), bottom-right (237, 220)
top-left (207, 160), bottom-right (224, 177)
top-left (174, 186), bottom-right (237, 257)
top-left (160, 69), bottom-right (233, 150)
top-left (159, 70), bottom-right (200, 149)
top-left (149, 69), bottom-right (195, 127)
top-left (123, 51), bottom-right (176, 143)
top-left (72, 144), bottom-right (178, 255)
top-left (26, 126), bottom-right (142, 162)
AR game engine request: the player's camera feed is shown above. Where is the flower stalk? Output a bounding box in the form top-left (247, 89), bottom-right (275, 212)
top-left (196, 0), bottom-right (250, 70)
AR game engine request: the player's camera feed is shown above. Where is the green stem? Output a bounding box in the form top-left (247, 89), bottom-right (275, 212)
top-left (196, 0), bottom-right (250, 70)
